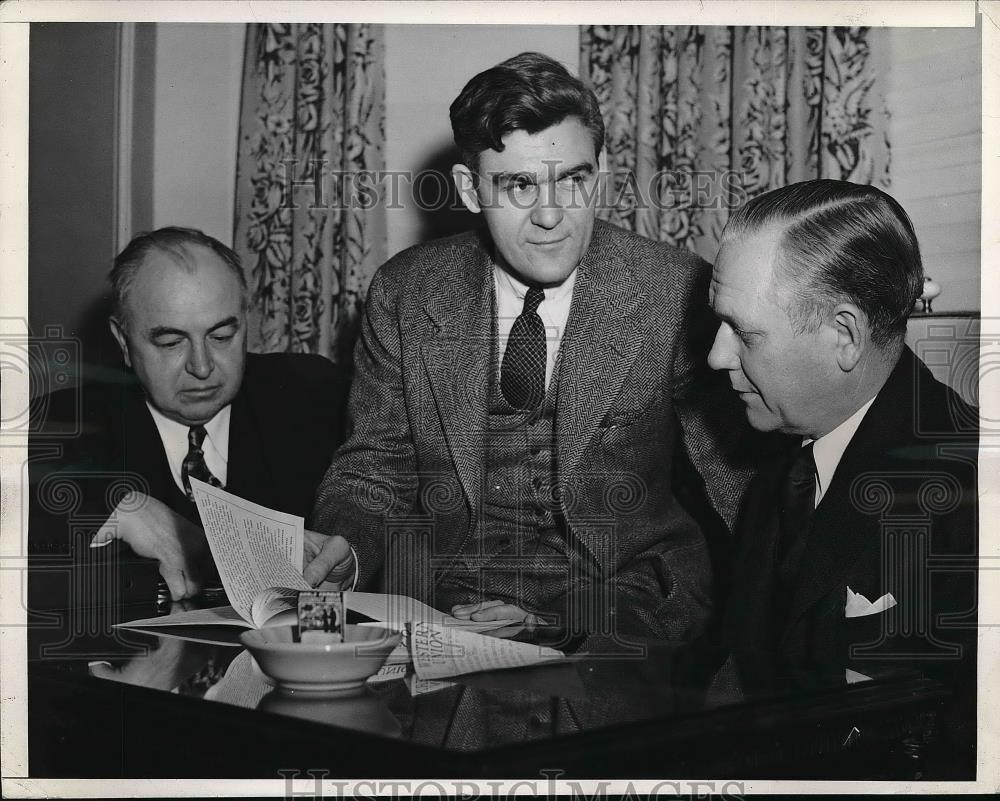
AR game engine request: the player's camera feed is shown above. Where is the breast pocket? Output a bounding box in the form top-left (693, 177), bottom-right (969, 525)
top-left (599, 385), bottom-right (666, 430)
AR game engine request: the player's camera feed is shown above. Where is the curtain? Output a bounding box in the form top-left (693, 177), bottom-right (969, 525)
top-left (233, 23), bottom-right (386, 364)
top-left (580, 26), bottom-right (890, 261)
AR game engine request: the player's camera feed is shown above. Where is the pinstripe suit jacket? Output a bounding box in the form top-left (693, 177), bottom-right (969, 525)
top-left (313, 220), bottom-right (752, 639)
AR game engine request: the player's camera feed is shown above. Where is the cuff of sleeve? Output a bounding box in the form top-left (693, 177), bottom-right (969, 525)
top-left (349, 546), bottom-right (360, 592)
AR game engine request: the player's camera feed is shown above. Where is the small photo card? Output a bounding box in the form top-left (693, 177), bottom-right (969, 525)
top-left (297, 590), bottom-right (345, 643)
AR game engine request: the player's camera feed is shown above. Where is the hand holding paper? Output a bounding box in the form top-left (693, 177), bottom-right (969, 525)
top-left (188, 478), bottom-right (310, 622)
top-left (302, 529), bottom-right (357, 589)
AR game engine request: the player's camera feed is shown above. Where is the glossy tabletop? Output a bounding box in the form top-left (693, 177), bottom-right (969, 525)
top-left (26, 561), bottom-right (961, 779)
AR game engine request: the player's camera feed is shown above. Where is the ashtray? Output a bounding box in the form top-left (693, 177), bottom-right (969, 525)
top-left (240, 624), bottom-right (402, 695)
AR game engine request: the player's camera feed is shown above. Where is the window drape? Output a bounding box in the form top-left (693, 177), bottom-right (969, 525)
top-left (581, 26), bottom-right (891, 262)
top-left (233, 23), bottom-right (386, 364)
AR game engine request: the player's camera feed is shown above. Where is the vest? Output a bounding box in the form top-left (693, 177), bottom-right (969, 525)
top-left (435, 336), bottom-right (598, 617)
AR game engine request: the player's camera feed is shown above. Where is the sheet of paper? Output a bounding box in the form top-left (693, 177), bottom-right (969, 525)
top-left (407, 675), bottom-right (456, 696)
top-left (366, 661), bottom-right (409, 685)
top-left (346, 591), bottom-right (518, 632)
top-left (411, 621), bottom-right (564, 680)
top-left (117, 604), bottom-right (248, 629)
top-left (190, 478), bottom-right (310, 623)
top-left (115, 626), bottom-right (246, 648)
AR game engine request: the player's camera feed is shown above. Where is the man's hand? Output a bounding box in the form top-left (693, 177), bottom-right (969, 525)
top-left (451, 599), bottom-right (540, 626)
top-left (91, 492), bottom-right (209, 601)
top-left (303, 529), bottom-right (357, 589)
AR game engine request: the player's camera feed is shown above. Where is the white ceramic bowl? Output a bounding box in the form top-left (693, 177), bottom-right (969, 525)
top-left (240, 624), bottom-right (401, 695)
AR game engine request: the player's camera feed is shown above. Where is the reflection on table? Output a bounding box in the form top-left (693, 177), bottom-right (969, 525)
top-left (26, 564), bottom-right (970, 780)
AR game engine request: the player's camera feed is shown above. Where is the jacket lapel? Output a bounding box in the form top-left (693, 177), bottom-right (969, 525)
top-left (225, 385), bottom-right (274, 508)
top-left (779, 353), bottom-right (915, 642)
top-left (727, 443), bottom-right (792, 645)
top-left (555, 227), bottom-right (647, 480)
top-left (421, 240), bottom-right (494, 517)
top-left (118, 384), bottom-right (175, 498)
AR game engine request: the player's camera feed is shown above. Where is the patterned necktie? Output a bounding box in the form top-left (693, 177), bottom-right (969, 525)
top-left (181, 425), bottom-right (223, 502)
top-left (500, 286), bottom-right (547, 410)
top-left (775, 441), bottom-right (817, 589)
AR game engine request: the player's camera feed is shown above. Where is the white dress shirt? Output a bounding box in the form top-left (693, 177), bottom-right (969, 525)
top-left (494, 265), bottom-right (577, 389)
top-left (807, 396), bottom-right (877, 506)
top-left (146, 403), bottom-right (231, 492)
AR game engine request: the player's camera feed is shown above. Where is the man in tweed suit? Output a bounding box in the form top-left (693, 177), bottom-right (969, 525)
top-left (309, 53), bottom-right (748, 641)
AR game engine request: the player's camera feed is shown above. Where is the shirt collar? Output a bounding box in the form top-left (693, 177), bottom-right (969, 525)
top-left (146, 402), bottom-right (232, 458)
top-left (494, 264), bottom-right (578, 305)
top-left (807, 395), bottom-right (877, 500)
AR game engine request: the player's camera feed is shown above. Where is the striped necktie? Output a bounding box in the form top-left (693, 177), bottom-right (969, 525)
top-left (181, 424), bottom-right (223, 502)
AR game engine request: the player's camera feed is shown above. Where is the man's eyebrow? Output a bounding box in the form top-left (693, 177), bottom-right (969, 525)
top-left (489, 170), bottom-right (535, 187)
top-left (554, 161), bottom-right (595, 180)
top-left (149, 326), bottom-right (188, 339)
top-left (207, 316), bottom-right (240, 333)
top-left (709, 304), bottom-right (744, 329)
top-left (148, 317), bottom-right (239, 339)
top-left (488, 161), bottom-right (595, 186)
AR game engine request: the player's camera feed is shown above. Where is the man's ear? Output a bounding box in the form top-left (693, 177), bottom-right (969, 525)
top-left (452, 164), bottom-right (482, 214)
top-left (832, 302), bottom-right (867, 372)
top-left (109, 316), bottom-right (132, 369)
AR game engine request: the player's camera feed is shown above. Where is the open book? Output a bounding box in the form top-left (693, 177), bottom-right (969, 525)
top-left (116, 480), bottom-right (516, 639)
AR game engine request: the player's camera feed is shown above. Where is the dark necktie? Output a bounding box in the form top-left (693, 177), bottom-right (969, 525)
top-left (181, 424), bottom-right (223, 502)
top-left (500, 286), bottom-right (547, 410)
top-left (775, 441), bottom-right (817, 589)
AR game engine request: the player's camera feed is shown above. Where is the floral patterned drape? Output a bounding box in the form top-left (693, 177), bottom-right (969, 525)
top-left (580, 26), bottom-right (890, 261)
top-left (233, 24), bottom-right (386, 364)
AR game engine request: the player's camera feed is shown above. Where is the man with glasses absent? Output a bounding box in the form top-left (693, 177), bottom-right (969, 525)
top-left (309, 52), bottom-right (749, 641)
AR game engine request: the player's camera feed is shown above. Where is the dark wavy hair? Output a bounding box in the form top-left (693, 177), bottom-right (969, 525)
top-left (110, 226), bottom-right (247, 327)
top-left (720, 180), bottom-right (924, 348)
top-left (449, 51), bottom-right (605, 173)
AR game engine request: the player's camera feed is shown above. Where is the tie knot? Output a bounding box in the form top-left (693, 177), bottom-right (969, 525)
top-left (523, 287), bottom-right (545, 315)
top-left (188, 425), bottom-right (208, 449)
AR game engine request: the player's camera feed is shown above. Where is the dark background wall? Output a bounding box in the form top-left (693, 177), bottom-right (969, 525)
top-left (29, 23), bottom-right (120, 375)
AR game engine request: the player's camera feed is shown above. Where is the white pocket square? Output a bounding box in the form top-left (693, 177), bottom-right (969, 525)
top-left (845, 587), bottom-right (897, 618)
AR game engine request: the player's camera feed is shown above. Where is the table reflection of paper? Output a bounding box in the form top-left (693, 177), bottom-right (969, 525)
top-left (411, 622), bottom-right (564, 680)
top-left (203, 649), bottom-right (273, 708)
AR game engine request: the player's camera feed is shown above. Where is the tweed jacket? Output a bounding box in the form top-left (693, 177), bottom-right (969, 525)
top-left (313, 220), bottom-right (752, 638)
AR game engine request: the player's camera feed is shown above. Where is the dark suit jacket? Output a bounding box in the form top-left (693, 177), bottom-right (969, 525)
top-left (30, 352), bottom-right (350, 556)
top-left (312, 220), bottom-right (752, 639)
top-left (725, 347), bottom-right (977, 693)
